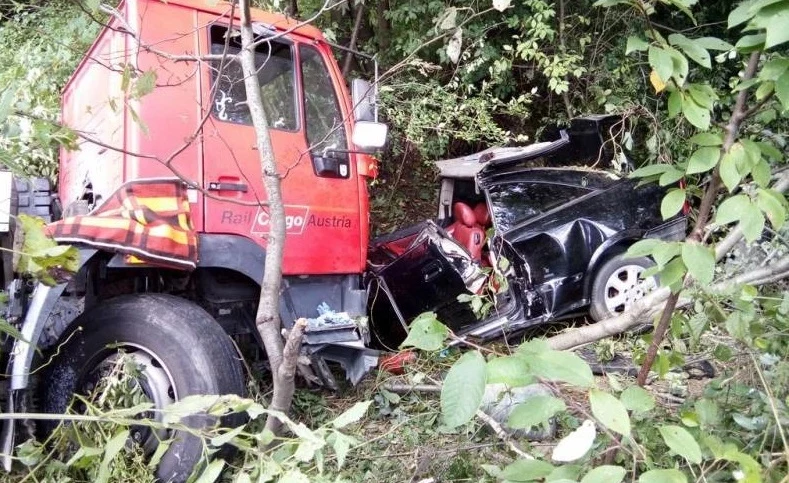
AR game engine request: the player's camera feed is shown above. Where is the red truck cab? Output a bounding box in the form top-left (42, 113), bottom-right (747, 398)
top-left (59, 0), bottom-right (378, 275)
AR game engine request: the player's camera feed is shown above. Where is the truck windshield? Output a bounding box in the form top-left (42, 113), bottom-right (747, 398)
top-left (209, 26), bottom-right (298, 131)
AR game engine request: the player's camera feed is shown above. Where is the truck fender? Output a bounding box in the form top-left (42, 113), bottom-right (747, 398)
top-left (582, 230), bottom-right (645, 298)
top-left (1, 248), bottom-right (97, 473)
top-left (197, 233), bottom-right (266, 283)
top-left (9, 248), bottom-right (98, 391)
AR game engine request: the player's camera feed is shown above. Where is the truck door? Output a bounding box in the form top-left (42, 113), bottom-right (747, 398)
top-left (198, 19), bottom-right (364, 275)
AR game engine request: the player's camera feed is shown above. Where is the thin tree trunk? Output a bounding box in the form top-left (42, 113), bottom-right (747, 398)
top-left (634, 52), bottom-right (762, 382)
top-left (342, 1), bottom-right (365, 76)
top-left (376, 0), bottom-right (390, 51)
top-left (557, 0), bottom-right (573, 118)
top-left (238, 0), bottom-right (295, 435)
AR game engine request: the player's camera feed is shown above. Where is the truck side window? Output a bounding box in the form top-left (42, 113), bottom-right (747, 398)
top-left (299, 45), bottom-right (347, 155)
top-left (209, 26), bottom-right (297, 131)
top-left (487, 182), bottom-right (590, 232)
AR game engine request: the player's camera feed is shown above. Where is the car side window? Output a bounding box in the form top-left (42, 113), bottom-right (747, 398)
top-left (487, 182), bottom-right (590, 232)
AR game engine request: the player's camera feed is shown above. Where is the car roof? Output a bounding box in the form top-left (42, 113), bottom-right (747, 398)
top-left (479, 167), bottom-right (620, 190)
top-left (434, 142), bottom-right (557, 179)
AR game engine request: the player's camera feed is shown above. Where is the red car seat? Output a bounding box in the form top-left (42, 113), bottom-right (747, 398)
top-left (447, 202), bottom-right (485, 261)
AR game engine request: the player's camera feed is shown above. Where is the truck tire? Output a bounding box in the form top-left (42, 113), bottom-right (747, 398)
top-left (38, 294), bottom-right (245, 483)
top-left (589, 253), bottom-right (657, 321)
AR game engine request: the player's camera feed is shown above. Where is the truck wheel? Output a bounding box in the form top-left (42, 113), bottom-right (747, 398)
top-left (38, 294), bottom-right (245, 483)
top-left (589, 253), bottom-right (656, 321)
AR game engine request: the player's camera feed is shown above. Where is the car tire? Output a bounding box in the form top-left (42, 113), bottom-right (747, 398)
top-left (38, 294), bottom-right (245, 483)
top-left (589, 253), bottom-right (656, 321)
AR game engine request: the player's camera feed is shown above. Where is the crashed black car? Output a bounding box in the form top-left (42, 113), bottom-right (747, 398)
top-left (366, 115), bottom-right (686, 350)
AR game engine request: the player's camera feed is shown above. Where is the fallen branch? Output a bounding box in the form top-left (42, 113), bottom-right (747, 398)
top-left (475, 409), bottom-right (535, 460)
top-left (549, 252), bottom-right (789, 350)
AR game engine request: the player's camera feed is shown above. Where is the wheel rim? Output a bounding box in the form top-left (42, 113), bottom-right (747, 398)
top-left (80, 344), bottom-right (178, 455)
top-left (603, 264), bottom-right (656, 314)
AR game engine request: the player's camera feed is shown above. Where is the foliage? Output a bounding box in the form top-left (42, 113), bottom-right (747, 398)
top-left (0, 2), bottom-right (98, 179)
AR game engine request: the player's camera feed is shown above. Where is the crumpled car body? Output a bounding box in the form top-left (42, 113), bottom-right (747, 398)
top-left (366, 115), bottom-right (686, 349)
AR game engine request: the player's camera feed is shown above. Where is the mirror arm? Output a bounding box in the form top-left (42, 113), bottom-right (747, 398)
top-left (323, 148), bottom-right (378, 156)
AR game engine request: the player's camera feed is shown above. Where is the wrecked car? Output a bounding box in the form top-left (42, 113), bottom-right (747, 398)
top-left (367, 115), bottom-right (686, 349)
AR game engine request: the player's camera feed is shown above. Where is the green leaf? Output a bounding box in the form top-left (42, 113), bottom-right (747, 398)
top-left (695, 399), bottom-right (720, 427)
top-left (501, 459), bottom-right (555, 482)
top-left (209, 425), bottom-right (245, 447)
top-left (653, 241), bottom-right (681, 267)
top-left (649, 46), bottom-right (674, 83)
top-left (581, 465), bottom-right (627, 483)
top-left (659, 257), bottom-right (687, 291)
top-left (681, 96), bottom-right (710, 130)
top-left (590, 389), bottom-right (631, 435)
top-left (687, 84), bottom-right (717, 109)
top-left (659, 167), bottom-right (685, 186)
top-left (688, 132), bottom-right (722, 146)
top-left (741, 201), bottom-right (765, 242)
top-left (332, 401), bottom-right (371, 428)
top-left (620, 386), bottom-right (655, 414)
top-left (327, 432), bottom-right (357, 469)
top-left (757, 188), bottom-right (787, 229)
top-left (97, 429), bottom-right (129, 483)
top-left (686, 147), bottom-right (720, 174)
top-left (661, 189), bottom-right (686, 220)
top-left (659, 425), bottom-right (703, 463)
top-left (668, 34), bottom-right (711, 68)
top-left (401, 312), bottom-right (448, 351)
top-left (720, 151), bottom-right (742, 192)
top-left (764, 8), bottom-right (789, 49)
top-left (441, 351), bottom-right (486, 428)
top-left (716, 195), bottom-right (751, 225)
top-left (735, 33), bottom-right (766, 52)
top-left (626, 238), bottom-right (663, 258)
top-left (728, 0), bottom-right (760, 28)
top-left (626, 36), bottom-right (649, 54)
top-left (132, 70), bottom-right (158, 99)
top-left (776, 71), bottom-right (789, 110)
top-left (694, 37), bottom-right (734, 51)
top-left (193, 460), bottom-right (226, 483)
top-left (486, 355), bottom-right (534, 387)
top-left (752, 159), bottom-right (771, 187)
top-left (529, 349), bottom-right (595, 387)
top-left (639, 468), bottom-right (688, 483)
top-left (668, 47), bottom-right (689, 84)
top-left (0, 87), bottom-right (15, 125)
top-left (630, 163), bottom-right (672, 178)
top-left (668, 90), bottom-right (682, 118)
top-left (681, 242), bottom-right (715, 285)
top-left (508, 395), bottom-right (566, 429)
top-left (546, 464), bottom-right (582, 481)
top-left (761, 59), bottom-right (789, 80)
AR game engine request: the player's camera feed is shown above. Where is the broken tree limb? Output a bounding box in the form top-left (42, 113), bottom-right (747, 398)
top-left (265, 318), bottom-right (308, 435)
top-left (475, 410), bottom-right (535, 460)
top-left (548, 252), bottom-right (789, 350)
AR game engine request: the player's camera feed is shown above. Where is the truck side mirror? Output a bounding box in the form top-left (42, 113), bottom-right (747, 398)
top-left (352, 121), bottom-right (388, 152)
top-left (351, 79), bottom-right (376, 122)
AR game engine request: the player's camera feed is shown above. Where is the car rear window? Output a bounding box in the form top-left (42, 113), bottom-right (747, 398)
top-left (487, 182), bottom-right (591, 232)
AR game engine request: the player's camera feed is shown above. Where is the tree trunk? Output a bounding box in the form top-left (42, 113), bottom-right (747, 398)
top-left (342, 1), bottom-right (365, 76)
top-left (238, 0), bottom-right (300, 435)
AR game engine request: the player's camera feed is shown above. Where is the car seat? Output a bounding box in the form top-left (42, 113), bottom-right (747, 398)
top-left (446, 202), bottom-right (485, 261)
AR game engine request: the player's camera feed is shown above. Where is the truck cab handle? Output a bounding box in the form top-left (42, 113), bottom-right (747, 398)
top-left (207, 182), bottom-right (248, 192)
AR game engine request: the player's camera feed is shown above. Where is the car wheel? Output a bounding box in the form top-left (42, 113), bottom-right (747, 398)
top-left (589, 253), bottom-right (657, 321)
top-left (38, 294), bottom-right (245, 483)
